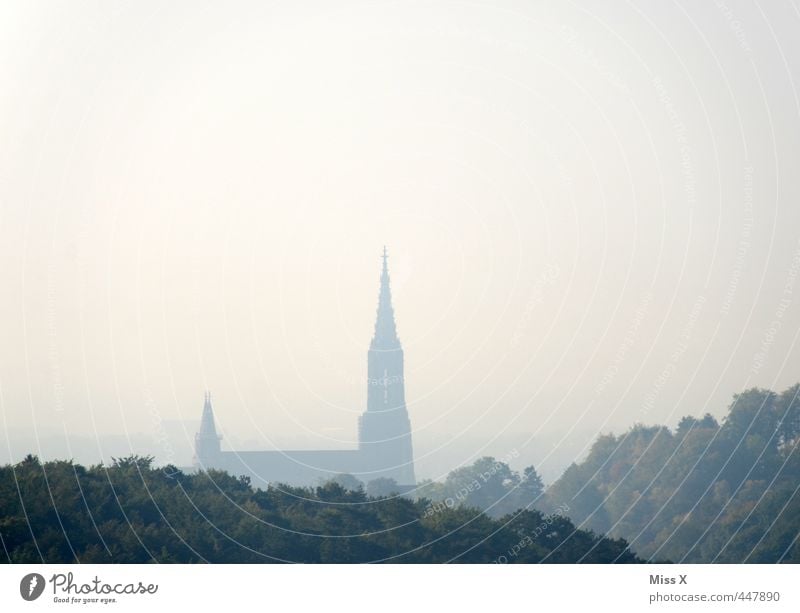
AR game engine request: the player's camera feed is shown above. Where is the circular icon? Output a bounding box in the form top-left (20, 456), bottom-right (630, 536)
top-left (20, 573), bottom-right (46, 601)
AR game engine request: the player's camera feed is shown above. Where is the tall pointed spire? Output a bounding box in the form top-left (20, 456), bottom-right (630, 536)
top-left (194, 391), bottom-right (221, 467)
top-left (360, 247), bottom-right (415, 485)
top-left (372, 246), bottom-right (399, 349)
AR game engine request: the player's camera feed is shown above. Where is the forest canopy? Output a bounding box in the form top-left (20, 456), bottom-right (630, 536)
top-left (0, 454), bottom-right (635, 564)
top-left (2, 384), bottom-right (798, 563)
top-left (543, 384), bottom-right (800, 563)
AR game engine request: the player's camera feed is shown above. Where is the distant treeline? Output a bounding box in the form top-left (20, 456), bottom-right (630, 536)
top-left (4, 384), bottom-right (797, 563)
top-left (363, 384), bottom-right (800, 563)
top-left (0, 455), bottom-right (637, 563)
top-left (543, 384), bottom-right (800, 562)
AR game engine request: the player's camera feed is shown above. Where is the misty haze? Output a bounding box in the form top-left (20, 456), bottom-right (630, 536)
top-left (1, 0), bottom-right (799, 565)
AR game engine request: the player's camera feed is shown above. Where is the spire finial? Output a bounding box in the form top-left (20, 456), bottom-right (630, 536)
top-left (372, 247), bottom-right (398, 347)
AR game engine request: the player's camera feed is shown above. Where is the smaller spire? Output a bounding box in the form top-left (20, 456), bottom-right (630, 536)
top-left (198, 392), bottom-right (220, 440)
top-left (195, 391), bottom-right (221, 467)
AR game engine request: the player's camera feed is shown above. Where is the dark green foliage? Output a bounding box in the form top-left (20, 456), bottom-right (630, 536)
top-left (544, 384), bottom-right (800, 562)
top-left (366, 477), bottom-right (400, 498)
top-left (416, 459), bottom-right (546, 518)
top-left (0, 455), bottom-right (638, 563)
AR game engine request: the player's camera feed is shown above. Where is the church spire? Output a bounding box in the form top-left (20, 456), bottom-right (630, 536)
top-left (198, 392), bottom-right (219, 439)
top-left (194, 391), bottom-right (221, 468)
top-left (371, 246), bottom-right (399, 349)
top-left (360, 247), bottom-right (415, 485)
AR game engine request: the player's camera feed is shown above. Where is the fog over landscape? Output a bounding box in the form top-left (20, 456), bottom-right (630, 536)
top-left (2, 1), bottom-right (800, 485)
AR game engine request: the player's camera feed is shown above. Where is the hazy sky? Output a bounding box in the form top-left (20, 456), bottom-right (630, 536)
top-left (2, 1), bottom-right (800, 479)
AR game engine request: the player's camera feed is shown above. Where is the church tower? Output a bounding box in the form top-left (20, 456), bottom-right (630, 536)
top-left (194, 392), bottom-right (222, 469)
top-left (358, 248), bottom-right (416, 486)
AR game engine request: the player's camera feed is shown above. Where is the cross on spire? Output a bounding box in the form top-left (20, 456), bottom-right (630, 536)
top-left (372, 246), bottom-right (399, 349)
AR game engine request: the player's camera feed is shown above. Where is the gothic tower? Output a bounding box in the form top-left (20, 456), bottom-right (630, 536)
top-left (358, 247), bottom-right (416, 486)
top-left (194, 392), bottom-right (221, 469)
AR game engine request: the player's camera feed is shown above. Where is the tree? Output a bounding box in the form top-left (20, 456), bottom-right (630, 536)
top-left (317, 473), bottom-right (364, 492)
top-left (439, 457), bottom-right (519, 516)
top-left (366, 477), bottom-right (400, 498)
top-left (544, 383), bottom-right (800, 562)
top-left (517, 466), bottom-right (544, 503)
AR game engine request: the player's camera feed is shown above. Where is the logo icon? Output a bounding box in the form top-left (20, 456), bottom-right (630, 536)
top-left (20, 573), bottom-right (45, 601)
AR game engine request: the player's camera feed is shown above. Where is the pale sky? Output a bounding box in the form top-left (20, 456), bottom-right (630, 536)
top-left (2, 1), bottom-right (800, 480)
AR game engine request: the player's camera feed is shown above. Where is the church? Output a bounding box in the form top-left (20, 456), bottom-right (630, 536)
top-left (193, 248), bottom-right (416, 490)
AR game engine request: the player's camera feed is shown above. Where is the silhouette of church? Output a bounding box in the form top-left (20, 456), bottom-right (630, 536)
top-left (193, 248), bottom-right (416, 488)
